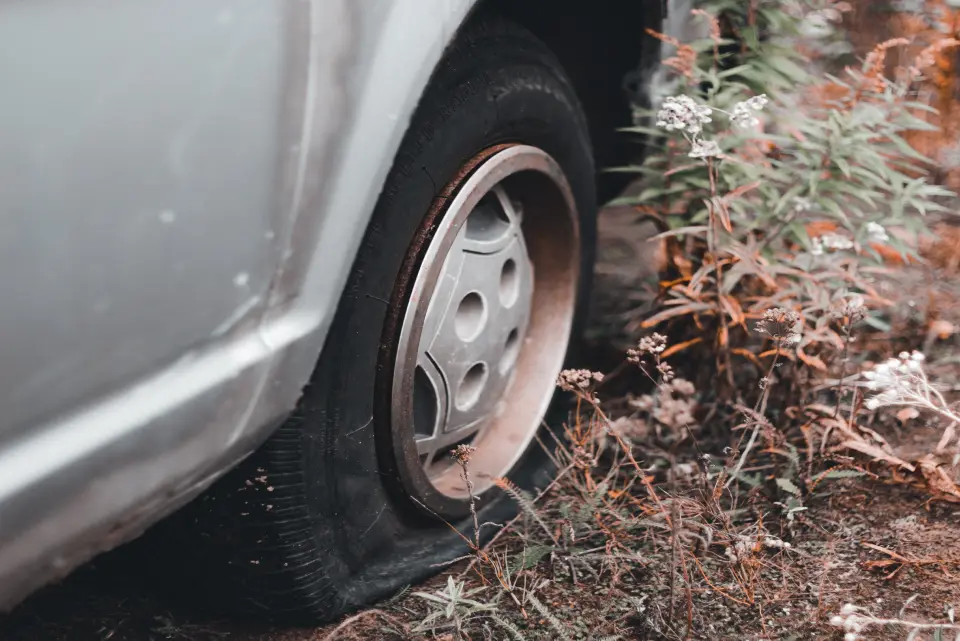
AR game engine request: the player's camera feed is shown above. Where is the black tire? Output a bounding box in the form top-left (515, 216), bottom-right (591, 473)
top-left (175, 16), bottom-right (597, 622)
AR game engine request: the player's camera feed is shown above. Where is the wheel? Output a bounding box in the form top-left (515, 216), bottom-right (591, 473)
top-left (175, 16), bottom-right (597, 621)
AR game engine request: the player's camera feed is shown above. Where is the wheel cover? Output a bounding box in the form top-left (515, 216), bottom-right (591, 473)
top-left (387, 145), bottom-right (580, 508)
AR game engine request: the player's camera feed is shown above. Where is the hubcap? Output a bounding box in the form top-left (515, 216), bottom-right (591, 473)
top-left (409, 184), bottom-right (532, 469)
top-left (389, 145), bottom-right (580, 505)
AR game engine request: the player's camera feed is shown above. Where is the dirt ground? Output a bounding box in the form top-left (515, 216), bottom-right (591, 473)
top-left (3, 206), bottom-right (960, 641)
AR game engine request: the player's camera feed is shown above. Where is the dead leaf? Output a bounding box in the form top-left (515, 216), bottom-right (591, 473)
top-left (731, 348), bottom-right (763, 368)
top-left (641, 302), bottom-right (713, 328)
top-left (836, 439), bottom-right (916, 472)
top-left (719, 295), bottom-right (746, 326)
top-left (857, 425), bottom-right (893, 449)
top-left (706, 197), bottom-right (733, 233)
top-left (758, 348), bottom-right (797, 362)
top-left (917, 454), bottom-right (960, 501)
top-left (797, 345), bottom-right (828, 371)
top-left (721, 180), bottom-right (763, 204)
top-left (661, 337), bottom-right (704, 359)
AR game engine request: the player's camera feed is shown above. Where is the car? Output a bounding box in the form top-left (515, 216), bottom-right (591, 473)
top-left (0, 0), bottom-right (685, 622)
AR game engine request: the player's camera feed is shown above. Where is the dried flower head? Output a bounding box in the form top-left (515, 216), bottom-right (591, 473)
top-left (657, 361), bottom-right (675, 383)
top-left (670, 378), bottom-right (696, 396)
top-left (556, 368), bottom-right (604, 393)
top-left (656, 95), bottom-right (713, 135)
top-left (632, 378), bottom-right (698, 440)
top-left (654, 394), bottom-right (695, 431)
top-left (627, 333), bottom-right (667, 363)
top-left (832, 294), bottom-right (867, 323)
top-left (605, 416), bottom-right (651, 443)
top-left (451, 444), bottom-right (476, 465)
top-left (755, 308), bottom-right (802, 344)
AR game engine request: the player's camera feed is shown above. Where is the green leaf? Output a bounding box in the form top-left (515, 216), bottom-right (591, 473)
top-left (776, 477), bottom-right (801, 496)
top-left (765, 55), bottom-right (811, 83)
top-left (818, 197), bottom-right (851, 224)
top-left (864, 315), bottom-right (892, 332)
top-left (512, 544), bottom-right (554, 571)
top-left (617, 125), bottom-right (666, 137)
top-left (834, 157), bottom-right (852, 179)
top-left (717, 63), bottom-right (753, 79)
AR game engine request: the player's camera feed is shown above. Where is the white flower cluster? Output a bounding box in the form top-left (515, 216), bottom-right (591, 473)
top-left (730, 94), bottom-right (769, 129)
top-left (689, 139), bottom-right (722, 159)
top-left (755, 307), bottom-right (803, 345)
top-left (655, 93), bottom-right (769, 161)
top-left (792, 196), bottom-right (813, 213)
top-left (863, 351), bottom-right (925, 410)
top-left (830, 603), bottom-right (866, 641)
top-left (811, 232), bottom-right (854, 255)
top-left (865, 221), bottom-right (889, 242)
top-left (655, 95), bottom-right (713, 134)
top-left (822, 233), bottom-right (854, 250)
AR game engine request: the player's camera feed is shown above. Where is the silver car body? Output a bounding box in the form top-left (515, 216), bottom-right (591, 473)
top-left (0, 0), bottom-right (677, 609)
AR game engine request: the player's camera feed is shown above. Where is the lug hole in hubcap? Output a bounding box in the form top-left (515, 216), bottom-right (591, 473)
top-left (499, 259), bottom-right (519, 307)
top-left (500, 328), bottom-right (521, 374)
top-left (413, 366), bottom-right (439, 438)
top-left (454, 292), bottom-right (486, 341)
top-left (465, 194), bottom-right (511, 242)
top-left (456, 362), bottom-right (488, 410)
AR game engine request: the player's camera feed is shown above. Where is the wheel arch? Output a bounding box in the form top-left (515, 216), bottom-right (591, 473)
top-left (250, 0), bottom-right (666, 450)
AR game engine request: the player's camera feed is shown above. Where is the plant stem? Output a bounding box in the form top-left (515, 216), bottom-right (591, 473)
top-left (834, 323), bottom-right (852, 418)
top-left (725, 338), bottom-right (782, 488)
